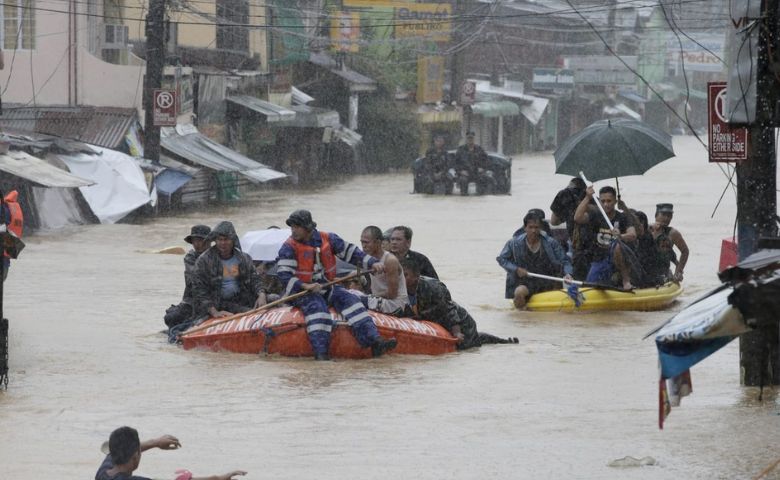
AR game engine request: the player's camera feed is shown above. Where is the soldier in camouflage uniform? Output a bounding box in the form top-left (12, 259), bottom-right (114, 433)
top-left (454, 131), bottom-right (494, 195)
top-left (401, 258), bottom-right (517, 349)
top-left (163, 224), bottom-right (211, 328)
top-left (417, 135), bottom-right (453, 195)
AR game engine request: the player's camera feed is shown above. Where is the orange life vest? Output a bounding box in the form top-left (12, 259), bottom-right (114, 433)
top-left (3, 190), bottom-right (22, 260)
top-left (285, 231), bottom-right (337, 282)
top-left (4, 190), bottom-right (23, 239)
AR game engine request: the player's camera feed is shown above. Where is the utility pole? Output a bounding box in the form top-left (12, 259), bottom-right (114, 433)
top-left (143, 0), bottom-right (167, 163)
top-left (450, 0), bottom-right (467, 133)
top-left (738, 0), bottom-right (780, 386)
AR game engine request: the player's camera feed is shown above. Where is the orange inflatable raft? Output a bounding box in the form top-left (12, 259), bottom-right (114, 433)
top-left (181, 306), bottom-right (458, 359)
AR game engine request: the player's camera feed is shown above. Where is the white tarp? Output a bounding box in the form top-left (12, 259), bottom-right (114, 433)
top-left (32, 186), bottom-right (90, 230)
top-left (58, 146), bottom-right (152, 224)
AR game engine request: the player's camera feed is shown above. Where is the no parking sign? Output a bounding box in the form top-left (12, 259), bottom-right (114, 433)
top-left (708, 82), bottom-right (748, 162)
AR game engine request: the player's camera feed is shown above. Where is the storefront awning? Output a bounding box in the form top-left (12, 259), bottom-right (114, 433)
top-left (154, 169), bottom-right (193, 196)
top-left (0, 150), bottom-right (94, 187)
top-left (472, 101), bottom-right (520, 118)
top-left (309, 52), bottom-right (377, 93)
top-left (473, 80), bottom-right (550, 124)
top-left (603, 103), bottom-right (642, 120)
top-left (161, 125), bottom-right (287, 184)
top-left (618, 89), bottom-right (647, 103)
top-left (416, 106), bottom-right (462, 124)
top-left (276, 105), bottom-right (341, 128)
top-left (333, 127), bottom-right (362, 148)
top-left (292, 86), bottom-right (315, 105)
top-left (226, 95), bottom-right (296, 122)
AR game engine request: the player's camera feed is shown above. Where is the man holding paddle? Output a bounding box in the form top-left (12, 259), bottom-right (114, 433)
top-left (574, 185), bottom-right (637, 290)
top-left (497, 211), bottom-right (573, 309)
top-left (276, 210), bottom-right (397, 361)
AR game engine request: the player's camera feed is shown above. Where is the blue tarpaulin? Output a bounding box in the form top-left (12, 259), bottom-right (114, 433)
top-left (155, 169), bottom-right (192, 196)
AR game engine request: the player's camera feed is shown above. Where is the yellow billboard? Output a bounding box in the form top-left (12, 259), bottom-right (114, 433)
top-left (417, 56), bottom-right (445, 104)
top-left (330, 12), bottom-right (361, 53)
top-left (396, 3), bottom-right (451, 42)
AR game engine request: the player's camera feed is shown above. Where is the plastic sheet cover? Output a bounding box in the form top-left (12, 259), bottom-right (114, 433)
top-left (57, 146), bottom-right (152, 224)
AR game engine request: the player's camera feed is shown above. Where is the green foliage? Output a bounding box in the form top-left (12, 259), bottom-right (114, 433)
top-left (358, 94), bottom-right (420, 172)
top-left (349, 42), bottom-right (434, 172)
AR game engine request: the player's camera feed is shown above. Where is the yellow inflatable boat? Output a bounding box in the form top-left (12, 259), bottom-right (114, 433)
top-left (526, 282), bottom-right (683, 312)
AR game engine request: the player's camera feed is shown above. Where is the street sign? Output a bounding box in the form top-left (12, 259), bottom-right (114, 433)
top-left (532, 68), bottom-right (575, 91)
top-left (708, 82), bottom-right (748, 162)
top-left (153, 89), bottom-right (177, 126)
top-left (459, 80), bottom-right (475, 106)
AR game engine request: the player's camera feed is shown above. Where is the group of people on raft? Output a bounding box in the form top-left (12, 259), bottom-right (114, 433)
top-left (498, 177), bottom-right (689, 309)
top-left (416, 131), bottom-right (499, 195)
top-left (163, 210), bottom-right (517, 361)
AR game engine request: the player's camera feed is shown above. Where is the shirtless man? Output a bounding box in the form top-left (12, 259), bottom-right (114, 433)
top-left (650, 203), bottom-right (689, 282)
top-left (358, 225), bottom-right (409, 315)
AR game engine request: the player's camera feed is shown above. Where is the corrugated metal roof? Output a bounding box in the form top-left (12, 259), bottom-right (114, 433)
top-left (0, 150), bottom-right (94, 187)
top-left (0, 105), bottom-right (137, 149)
top-left (161, 127), bottom-right (287, 184)
top-left (309, 52), bottom-right (377, 92)
top-left (276, 105), bottom-right (340, 128)
top-left (292, 86), bottom-right (315, 105)
top-left (226, 95), bottom-right (296, 122)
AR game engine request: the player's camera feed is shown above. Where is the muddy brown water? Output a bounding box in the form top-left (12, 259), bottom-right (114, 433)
top-left (1, 136), bottom-right (778, 479)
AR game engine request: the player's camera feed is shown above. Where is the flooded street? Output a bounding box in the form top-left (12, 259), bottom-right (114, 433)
top-left (2, 136), bottom-right (779, 479)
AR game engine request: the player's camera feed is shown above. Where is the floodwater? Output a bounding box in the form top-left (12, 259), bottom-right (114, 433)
top-left (1, 136), bottom-right (779, 479)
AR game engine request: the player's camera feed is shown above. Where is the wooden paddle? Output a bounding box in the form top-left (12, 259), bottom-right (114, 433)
top-left (526, 271), bottom-right (634, 293)
top-left (179, 270), bottom-right (371, 338)
top-left (579, 171), bottom-right (614, 229)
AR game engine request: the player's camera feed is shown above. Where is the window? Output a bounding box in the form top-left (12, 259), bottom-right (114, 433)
top-left (3, 0), bottom-right (35, 50)
top-left (216, 0), bottom-right (248, 53)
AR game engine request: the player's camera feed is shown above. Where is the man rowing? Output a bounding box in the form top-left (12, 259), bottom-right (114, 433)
top-left (276, 210), bottom-right (397, 360)
top-left (574, 185), bottom-right (637, 290)
top-left (498, 211), bottom-right (573, 309)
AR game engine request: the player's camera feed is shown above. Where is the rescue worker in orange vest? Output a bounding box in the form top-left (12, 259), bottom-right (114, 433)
top-left (276, 210), bottom-right (398, 361)
top-left (0, 189), bottom-right (23, 282)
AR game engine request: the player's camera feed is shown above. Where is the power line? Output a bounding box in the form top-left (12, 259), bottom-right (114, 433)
top-left (0, 0), bottom-right (718, 30)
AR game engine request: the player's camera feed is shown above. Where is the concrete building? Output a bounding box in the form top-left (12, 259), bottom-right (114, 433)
top-left (0, 0), bottom-right (145, 110)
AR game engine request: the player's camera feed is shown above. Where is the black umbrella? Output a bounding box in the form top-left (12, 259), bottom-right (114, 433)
top-left (554, 119), bottom-right (675, 184)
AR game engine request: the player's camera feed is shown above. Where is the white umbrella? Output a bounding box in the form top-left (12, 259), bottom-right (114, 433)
top-left (240, 228), bottom-right (291, 262)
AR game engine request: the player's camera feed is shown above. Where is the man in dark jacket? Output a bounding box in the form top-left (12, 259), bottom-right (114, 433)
top-left (402, 258), bottom-right (517, 349)
top-left (455, 131), bottom-right (496, 195)
top-left (192, 221), bottom-right (266, 319)
top-left (550, 177), bottom-right (593, 280)
top-left (163, 224), bottom-right (211, 328)
top-left (498, 211), bottom-right (573, 309)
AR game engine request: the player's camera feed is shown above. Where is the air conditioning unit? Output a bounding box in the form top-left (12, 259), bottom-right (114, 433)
top-left (103, 24), bottom-right (128, 49)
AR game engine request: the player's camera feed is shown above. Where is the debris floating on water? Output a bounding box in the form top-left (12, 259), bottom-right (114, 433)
top-left (608, 456), bottom-right (657, 468)
top-left (136, 246), bottom-right (186, 255)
